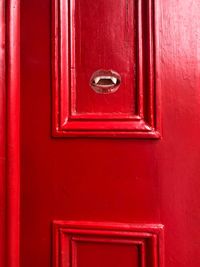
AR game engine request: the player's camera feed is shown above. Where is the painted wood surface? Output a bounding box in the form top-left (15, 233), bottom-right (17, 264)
top-left (0, 0), bottom-right (197, 267)
top-left (0, 1), bottom-right (20, 267)
top-left (52, 0), bottom-right (160, 137)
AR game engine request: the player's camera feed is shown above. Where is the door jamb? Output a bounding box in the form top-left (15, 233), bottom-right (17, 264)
top-left (0, 1), bottom-right (20, 267)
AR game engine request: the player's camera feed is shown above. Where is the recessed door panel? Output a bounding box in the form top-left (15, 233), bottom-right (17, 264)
top-left (52, 0), bottom-right (160, 138)
top-left (74, 0), bottom-right (135, 115)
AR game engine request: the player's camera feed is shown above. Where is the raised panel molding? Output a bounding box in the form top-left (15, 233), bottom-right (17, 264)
top-left (52, 0), bottom-right (161, 138)
top-left (53, 221), bottom-right (164, 267)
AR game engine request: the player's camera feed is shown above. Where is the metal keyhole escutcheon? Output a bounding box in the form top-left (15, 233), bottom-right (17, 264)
top-left (90, 70), bottom-right (121, 94)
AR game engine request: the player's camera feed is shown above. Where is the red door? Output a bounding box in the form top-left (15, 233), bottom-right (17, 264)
top-left (1, 0), bottom-right (200, 267)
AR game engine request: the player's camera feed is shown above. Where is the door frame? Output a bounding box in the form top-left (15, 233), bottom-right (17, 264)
top-left (0, 1), bottom-right (20, 267)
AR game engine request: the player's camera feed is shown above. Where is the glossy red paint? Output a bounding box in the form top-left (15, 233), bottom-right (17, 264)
top-left (2, 0), bottom-right (197, 267)
top-left (53, 221), bottom-right (164, 267)
top-left (52, 0), bottom-right (160, 138)
top-left (0, 1), bottom-right (6, 266)
top-left (0, 1), bottom-right (20, 267)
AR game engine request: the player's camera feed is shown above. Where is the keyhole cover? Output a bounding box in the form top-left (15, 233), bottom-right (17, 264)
top-left (90, 70), bottom-right (121, 94)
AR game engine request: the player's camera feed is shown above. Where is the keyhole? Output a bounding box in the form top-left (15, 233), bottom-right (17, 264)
top-left (90, 70), bottom-right (121, 94)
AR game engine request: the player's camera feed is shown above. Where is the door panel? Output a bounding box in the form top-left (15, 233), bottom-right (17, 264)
top-left (53, 222), bottom-right (164, 267)
top-left (52, 0), bottom-right (160, 137)
top-left (20, 1), bottom-right (200, 267)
